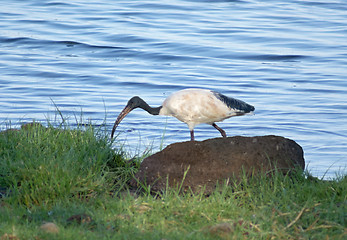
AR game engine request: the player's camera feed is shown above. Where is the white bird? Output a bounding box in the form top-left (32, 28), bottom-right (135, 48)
top-left (111, 88), bottom-right (254, 141)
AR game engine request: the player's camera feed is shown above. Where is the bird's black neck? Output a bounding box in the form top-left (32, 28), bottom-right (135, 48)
top-left (138, 99), bottom-right (162, 115)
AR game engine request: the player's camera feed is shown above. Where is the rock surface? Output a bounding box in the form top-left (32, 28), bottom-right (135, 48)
top-left (130, 135), bottom-right (305, 194)
top-left (40, 222), bottom-right (59, 234)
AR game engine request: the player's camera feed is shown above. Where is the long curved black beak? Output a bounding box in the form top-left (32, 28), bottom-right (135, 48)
top-left (111, 105), bottom-right (133, 139)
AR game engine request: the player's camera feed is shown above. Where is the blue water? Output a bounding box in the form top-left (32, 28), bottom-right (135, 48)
top-left (1, 0), bottom-right (346, 179)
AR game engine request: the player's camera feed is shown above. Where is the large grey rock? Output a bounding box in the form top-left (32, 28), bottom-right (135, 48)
top-left (130, 135), bottom-right (305, 194)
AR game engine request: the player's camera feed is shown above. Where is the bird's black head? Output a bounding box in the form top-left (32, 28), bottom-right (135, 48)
top-left (111, 96), bottom-right (161, 139)
top-left (111, 96), bottom-right (144, 139)
top-left (126, 96), bottom-right (144, 110)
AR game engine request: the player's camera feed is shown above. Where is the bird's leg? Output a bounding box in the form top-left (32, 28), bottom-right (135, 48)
top-left (212, 123), bottom-right (227, 138)
top-left (190, 130), bottom-right (195, 141)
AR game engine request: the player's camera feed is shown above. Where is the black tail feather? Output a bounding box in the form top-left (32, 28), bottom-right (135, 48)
top-left (212, 91), bottom-right (255, 113)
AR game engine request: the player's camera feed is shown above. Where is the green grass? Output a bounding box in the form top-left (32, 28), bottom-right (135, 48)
top-left (0, 121), bottom-right (133, 206)
top-left (0, 119), bottom-right (346, 239)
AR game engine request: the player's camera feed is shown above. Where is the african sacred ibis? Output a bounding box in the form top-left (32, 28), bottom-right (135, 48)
top-left (111, 88), bottom-right (254, 141)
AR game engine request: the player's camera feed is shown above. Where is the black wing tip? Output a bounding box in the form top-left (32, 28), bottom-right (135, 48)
top-left (212, 91), bottom-right (254, 113)
top-left (247, 104), bottom-right (255, 113)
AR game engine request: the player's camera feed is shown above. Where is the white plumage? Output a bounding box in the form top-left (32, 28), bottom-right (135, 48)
top-left (111, 88), bottom-right (254, 141)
